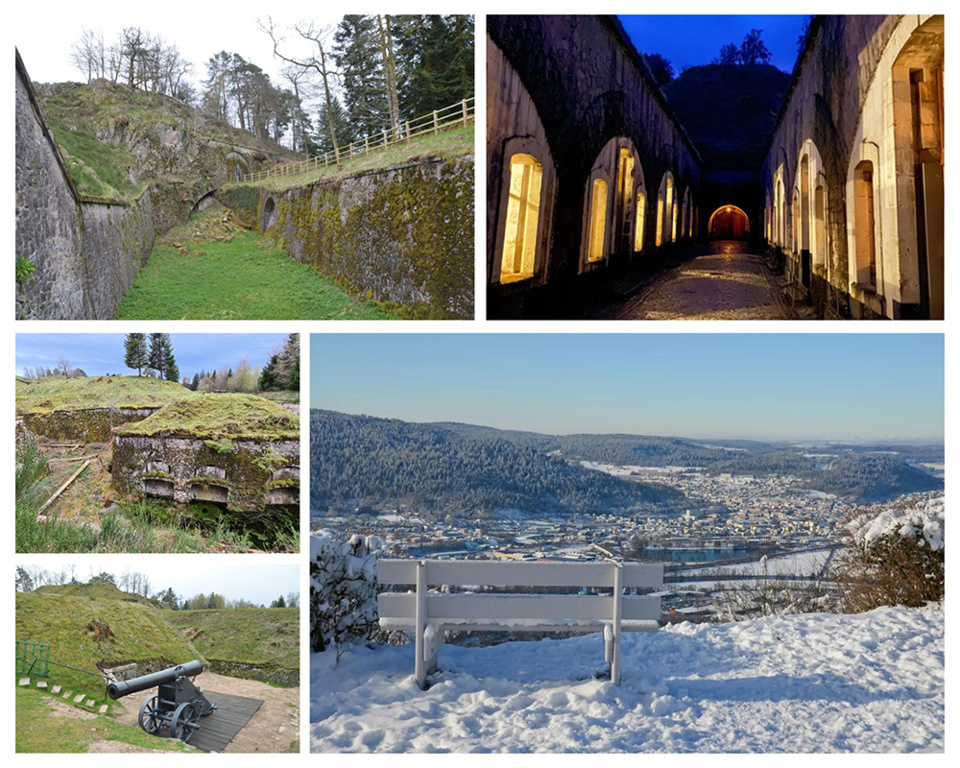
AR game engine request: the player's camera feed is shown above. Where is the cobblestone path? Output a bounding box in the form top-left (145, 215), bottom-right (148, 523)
top-left (608, 241), bottom-right (793, 320)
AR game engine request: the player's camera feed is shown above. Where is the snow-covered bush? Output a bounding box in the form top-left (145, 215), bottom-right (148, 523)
top-left (835, 494), bottom-right (944, 612)
top-left (310, 530), bottom-right (383, 656)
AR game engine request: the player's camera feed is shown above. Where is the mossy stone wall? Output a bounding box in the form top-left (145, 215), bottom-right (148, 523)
top-left (112, 434), bottom-right (299, 517)
top-left (264, 155), bottom-right (474, 319)
top-left (22, 407), bottom-right (159, 443)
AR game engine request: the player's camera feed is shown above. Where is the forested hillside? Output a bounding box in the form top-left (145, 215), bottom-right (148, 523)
top-left (312, 413), bottom-right (942, 509)
top-left (310, 411), bottom-right (682, 516)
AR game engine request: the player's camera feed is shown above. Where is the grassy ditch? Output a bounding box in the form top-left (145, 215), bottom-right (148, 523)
top-left (113, 212), bottom-right (397, 320)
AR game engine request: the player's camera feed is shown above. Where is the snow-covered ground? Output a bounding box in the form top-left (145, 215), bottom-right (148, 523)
top-left (310, 605), bottom-right (943, 753)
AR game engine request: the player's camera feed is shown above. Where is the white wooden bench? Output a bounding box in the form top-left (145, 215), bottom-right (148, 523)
top-left (377, 559), bottom-right (664, 689)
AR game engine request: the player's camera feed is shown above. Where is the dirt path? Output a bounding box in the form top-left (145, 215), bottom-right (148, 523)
top-left (111, 670), bottom-right (299, 753)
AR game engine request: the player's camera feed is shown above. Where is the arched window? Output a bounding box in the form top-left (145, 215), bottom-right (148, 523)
top-left (499, 153), bottom-right (543, 283)
top-left (853, 160), bottom-right (877, 287)
top-left (634, 191), bottom-right (646, 252)
top-left (614, 149), bottom-right (635, 254)
top-left (587, 178), bottom-right (608, 262)
top-left (799, 155), bottom-right (811, 252)
top-left (792, 191), bottom-right (800, 252)
top-left (814, 184), bottom-right (826, 269)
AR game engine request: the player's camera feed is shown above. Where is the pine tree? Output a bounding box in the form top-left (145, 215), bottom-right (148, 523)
top-left (190, 372), bottom-right (200, 391)
top-left (333, 15), bottom-right (389, 139)
top-left (123, 333), bottom-right (148, 376)
top-left (148, 333), bottom-right (178, 381)
top-left (394, 15), bottom-right (474, 120)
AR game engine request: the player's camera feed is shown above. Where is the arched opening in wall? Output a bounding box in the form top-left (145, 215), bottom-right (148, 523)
top-left (791, 191), bottom-right (800, 253)
top-left (654, 172), bottom-right (674, 247)
top-left (499, 153), bottom-right (543, 283)
top-left (261, 196), bottom-right (277, 232)
top-left (587, 178), bottom-right (608, 262)
top-left (853, 160), bottom-right (878, 287)
top-left (614, 149), bottom-right (635, 255)
top-left (665, 176), bottom-right (675, 242)
top-left (814, 184), bottom-right (827, 269)
top-left (892, 14), bottom-right (944, 318)
top-left (799, 155), bottom-right (811, 252)
top-left (708, 205), bottom-right (750, 240)
top-left (634, 191), bottom-right (646, 252)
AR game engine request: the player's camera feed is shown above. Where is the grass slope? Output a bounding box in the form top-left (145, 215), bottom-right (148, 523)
top-left (113, 226), bottom-right (396, 320)
top-left (16, 375), bottom-right (193, 415)
top-left (237, 124), bottom-right (474, 192)
top-left (116, 393), bottom-right (299, 440)
top-left (16, 687), bottom-right (194, 753)
top-left (16, 585), bottom-right (200, 694)
top-left (38, 81), bottom-right (298, 202)
top-left (163, 608), bottom-right (299, 671)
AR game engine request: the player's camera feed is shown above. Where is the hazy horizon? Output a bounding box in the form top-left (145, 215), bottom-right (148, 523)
top-left (311, 334), bottom-right (944, 443)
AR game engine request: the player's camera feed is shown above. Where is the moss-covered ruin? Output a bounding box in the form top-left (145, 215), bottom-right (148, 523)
top-left (112, 395), bottom-right (299, 516)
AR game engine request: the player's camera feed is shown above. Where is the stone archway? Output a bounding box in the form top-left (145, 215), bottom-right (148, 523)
top-left (708, 205), bottom-right (750, 240)
top-left (261, 196), bottom-right (278, 232)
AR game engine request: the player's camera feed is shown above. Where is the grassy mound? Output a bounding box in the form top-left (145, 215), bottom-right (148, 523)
top-left (164, 608), bottom-right (298, 673)
top-left (16, 375), bottom-right (193, 416)
top-left (37, 80), bottom-right (298, 202)
top-left (113, 215), bottom-right (397, 320)
top-left (16, 587), bottom-right (201, 694)
top-left (33, 582), bottom-right (152, 604)
top-left (115, 393), bottom-right (299, 441)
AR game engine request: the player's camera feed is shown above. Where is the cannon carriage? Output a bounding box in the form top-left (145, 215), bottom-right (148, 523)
top-left (106, 660), bottom-right (216, 743)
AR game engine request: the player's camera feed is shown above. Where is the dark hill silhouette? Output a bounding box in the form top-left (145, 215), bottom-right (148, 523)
top-left (662, 64), bottom-right (791, 170)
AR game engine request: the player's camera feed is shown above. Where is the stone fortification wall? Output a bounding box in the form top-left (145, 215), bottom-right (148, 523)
top-left (21, 407), bottom-right (159, 443)
top-left (761, 15), bottom-right (943, 319)
top-left (261, 155), bottom-right (474, 319)
top-left (111, 434), bottom-right (300, 516)
top-left (15, 53), bottom-right (155, 320)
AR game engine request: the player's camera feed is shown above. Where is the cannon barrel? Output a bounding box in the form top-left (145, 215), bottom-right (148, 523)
top-left (106, 660), bottom-right (204, 700)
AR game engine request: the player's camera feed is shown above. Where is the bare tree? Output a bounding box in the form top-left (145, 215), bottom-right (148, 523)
top-left (70, 28), bottom-right (107, 82)
top-left (260, 17), bottom-right (342, 164)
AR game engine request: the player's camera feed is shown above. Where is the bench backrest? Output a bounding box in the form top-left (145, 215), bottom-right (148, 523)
top-left (378, 559), bottom-right (663, 625)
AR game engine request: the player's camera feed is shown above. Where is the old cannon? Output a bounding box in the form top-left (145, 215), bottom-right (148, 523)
top-left (106, 660), bottom-right (216, 742)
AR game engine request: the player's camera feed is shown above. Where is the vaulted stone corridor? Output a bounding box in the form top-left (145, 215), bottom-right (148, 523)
top-left (487, 14), bottom-right (945, 321)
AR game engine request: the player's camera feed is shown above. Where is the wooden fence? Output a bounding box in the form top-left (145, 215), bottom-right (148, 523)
top-left (240, 97), bottom-right (475, 183)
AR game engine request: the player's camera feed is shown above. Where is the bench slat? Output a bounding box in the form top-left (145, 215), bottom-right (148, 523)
top-left (377, 559), bottom-right (663, 589)
top-left (378, 593), bottom-right (661, 622)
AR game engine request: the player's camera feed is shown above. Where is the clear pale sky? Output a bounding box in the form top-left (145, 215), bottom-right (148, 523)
top-left (16, 333), bottom-right (288, 379)
top-left (15, 557), bottom-right (298, 605)
top-left (311, 334), bottom-right (944, 442)
top-left (619, 15), bottom-right (809, 73)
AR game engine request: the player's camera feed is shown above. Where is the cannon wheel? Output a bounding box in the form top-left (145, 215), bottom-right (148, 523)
top-left (138, 696), bottom-right (163, 734)
top-left (170, 702), bottom-right (199, 743)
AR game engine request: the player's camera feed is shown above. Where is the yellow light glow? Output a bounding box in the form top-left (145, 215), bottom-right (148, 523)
top-left (500, 154), bottom-right (543, 283)
top-left (588, 178), bottom-right (608, 262)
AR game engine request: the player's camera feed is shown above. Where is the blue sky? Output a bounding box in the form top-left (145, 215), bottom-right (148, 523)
top-left (311, 334), bottom-right (944, 442)
top-left (16, 333), bottom-right (289, 379)
top-left (620, 15), bottom-right (810, 74)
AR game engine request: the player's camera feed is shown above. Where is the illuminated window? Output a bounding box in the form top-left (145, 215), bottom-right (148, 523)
top-left (671, 201), bottom-right (678, 242)
top-left (792, 191), bottom-right (800, 252)
top-left (655, 197), bottom-right (664, 247)
top-left (499, 153), bottom-right (543, 283)
top-left (615, 149), bottom-right (635, 253)
top-left (799, 155), bottom-right (810, 251)
top-left (587, 178), bottom-right (608, 262)
top-left (634, 191), bottom-right (646, 251)
top-left (665, 177), bottom-right (675, 242)
top-left (814, 184), bottom-right (826, 268)
top-left (853, 160), bottom-right (877, 287)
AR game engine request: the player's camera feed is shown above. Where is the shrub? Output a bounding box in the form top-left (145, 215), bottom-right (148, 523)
top-left (309, 530), bottom-right (383, 658)
top-left (833, 494), bottom-right (944, 612)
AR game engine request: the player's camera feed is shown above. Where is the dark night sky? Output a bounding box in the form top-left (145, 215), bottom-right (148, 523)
top-left (619, 15), bottom-right (810, 74)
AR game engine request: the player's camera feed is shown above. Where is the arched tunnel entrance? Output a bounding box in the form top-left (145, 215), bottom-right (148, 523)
top-left (261, 197), bottom-right (277, 232)
top-left (708, 205), bottom-right (750, 240)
